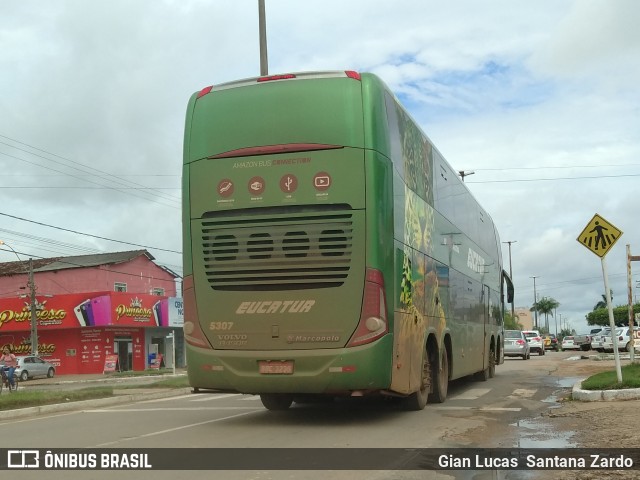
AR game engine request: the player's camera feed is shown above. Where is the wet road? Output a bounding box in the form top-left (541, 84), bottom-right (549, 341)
top-left (2, 353), bottom-right (582, 480)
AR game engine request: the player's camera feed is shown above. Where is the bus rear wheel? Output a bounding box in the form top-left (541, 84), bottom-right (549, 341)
top-left (403, 350), bottom-right (430, 411)
top-left (260, 393), bottom-right (294, 411)
top-left (476, 348), bottom-right (495, 381)
top-left (429, 348), bottom-right (449, 404)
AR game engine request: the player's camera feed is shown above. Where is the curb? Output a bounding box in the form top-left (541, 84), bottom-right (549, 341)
top-left (0, 387), bottom-right (193, 421)
top-left (572, 380), bottom-right (640, 402)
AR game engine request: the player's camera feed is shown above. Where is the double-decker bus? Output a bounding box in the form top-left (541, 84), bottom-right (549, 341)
top-left (182, 71), bottom-right (514, 411)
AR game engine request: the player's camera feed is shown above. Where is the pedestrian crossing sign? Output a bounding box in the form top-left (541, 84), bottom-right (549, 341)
top-left (577, 214), bottom-right (623, 258)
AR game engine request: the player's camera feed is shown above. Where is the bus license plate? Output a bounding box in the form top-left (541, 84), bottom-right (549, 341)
top-left (259, 361), bottom-right (294, 375)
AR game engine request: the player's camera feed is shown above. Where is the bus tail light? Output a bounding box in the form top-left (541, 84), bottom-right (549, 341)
top-left (197, 86), bottom-right (213, 98)
top-left (257, 74), bottom-right (296, 82)
top-left (347, 268), bottom-right (388, 347)
top-left (345, 71), bottom-right (361, 80)
top-left (183, 275), bottom-right (211, 348)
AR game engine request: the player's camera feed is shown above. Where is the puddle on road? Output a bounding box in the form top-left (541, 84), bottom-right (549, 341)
top-left (509, 418), bottom-right (576, 448)
top-left (554, 376), bottom-right (582, 388)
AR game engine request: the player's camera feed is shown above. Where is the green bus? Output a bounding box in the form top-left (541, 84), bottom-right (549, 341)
top-left (182, 71), bottom-right (514, 411)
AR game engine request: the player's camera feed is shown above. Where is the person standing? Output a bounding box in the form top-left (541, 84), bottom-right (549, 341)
top-left (1, 346), bottom-right (18, 390)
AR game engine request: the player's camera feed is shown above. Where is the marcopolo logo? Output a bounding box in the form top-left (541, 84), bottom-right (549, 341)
top-left (236, 300), bottom-right (316, 315)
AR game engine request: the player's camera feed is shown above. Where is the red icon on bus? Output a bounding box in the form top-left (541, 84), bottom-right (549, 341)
top-left (280, 174), bottom-right (298, 193)
top-left (217, 179), bottom-right (234, 197)
top-left (313, 172), bottom-right (331, 191)
top-left (248, 176), bottom-right (265, 195)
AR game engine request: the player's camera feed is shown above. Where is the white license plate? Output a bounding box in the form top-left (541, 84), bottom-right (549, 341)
top-left (259, 361), bottom-right (294, 375)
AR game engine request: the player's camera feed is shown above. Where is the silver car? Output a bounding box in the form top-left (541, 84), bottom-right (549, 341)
top-left (504, 330), bottom-right (531, 360)
top-left (13, 355), bottom-right (56, 381)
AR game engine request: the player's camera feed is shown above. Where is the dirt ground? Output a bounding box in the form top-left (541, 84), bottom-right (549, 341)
top-left (534, 355), bottom-right (640, 480)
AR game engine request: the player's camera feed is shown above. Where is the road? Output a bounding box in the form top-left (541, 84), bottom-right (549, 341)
top-left (1, 352), bottom-right (582, 480)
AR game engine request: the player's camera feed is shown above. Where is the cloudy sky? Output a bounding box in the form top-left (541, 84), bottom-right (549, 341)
top-left (1, 0), bottom-right (639, 333)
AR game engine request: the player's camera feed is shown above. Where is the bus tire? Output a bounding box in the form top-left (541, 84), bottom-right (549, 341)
top-left (260, 393), bottom-right (294, 411)
top-left (488, 348), bottom-right (496, 378)
top-left (476, 348), bottom-right (495, 381)
top-left (428, 347), bottom-right (448, 404)
top-left (403, 350), bottom-right (430, 411)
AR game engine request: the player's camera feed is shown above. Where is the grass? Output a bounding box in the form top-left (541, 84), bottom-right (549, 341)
top-left (0, 387), bottom-right (114, 411)
top-left (582, 362), bottom-right (640, 390)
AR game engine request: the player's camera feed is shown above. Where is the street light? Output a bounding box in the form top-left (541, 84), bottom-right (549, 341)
top-left (530, 276), bottom-right (539, 330)
top-left (502, 240), bottom-right (517, 319)
top-left (0, 240), bottom-right (39, 355)
top-left (458, 170), bottom-right (475, 182)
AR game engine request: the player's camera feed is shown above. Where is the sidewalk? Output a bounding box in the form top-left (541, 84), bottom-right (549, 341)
top-left (567, 352), bottom-right (640, 401)
top-left (0, 370), bottom-right (192, 421)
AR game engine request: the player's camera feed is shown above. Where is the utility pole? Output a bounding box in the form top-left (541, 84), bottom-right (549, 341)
top-left (0, 240), bottom-right (38, 355)
top-left (502, 240), bottom-right (517, 319)
top-left (258, 0), bottom-right (268, 76)
top-left (530, 276), bottom-right (539, 329)
top-left (28, 258), bottom-right (38, 356)
top-left (627, 244), bottom-right (640, 363)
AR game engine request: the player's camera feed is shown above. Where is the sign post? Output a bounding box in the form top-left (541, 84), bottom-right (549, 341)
top-left (577, 213), bottom-right (623, 382)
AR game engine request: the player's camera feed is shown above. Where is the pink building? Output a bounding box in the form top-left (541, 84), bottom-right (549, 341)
top-left (0, 250), bottom-right (183, 374)
top-left (0, 250), bottom-right (177, 298)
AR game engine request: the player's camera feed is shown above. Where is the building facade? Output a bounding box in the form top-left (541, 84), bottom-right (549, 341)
top-left (0, 250), bottom-right (183, 374)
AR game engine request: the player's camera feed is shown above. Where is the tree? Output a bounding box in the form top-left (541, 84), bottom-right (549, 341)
top-left (532, 297), bottom-right (560, 332)
top-left (593, 290), bottom-right (613, 310)
top-left (504, 311), bottom-right (521, 330)
top-left (586, 303), bottom-right (640, 327)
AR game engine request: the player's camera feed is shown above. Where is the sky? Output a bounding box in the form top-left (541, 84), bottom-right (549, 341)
top-left (1, 0), bottom-right (639, 334)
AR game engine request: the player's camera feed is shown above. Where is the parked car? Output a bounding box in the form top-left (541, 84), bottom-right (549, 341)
top-left (504, 330), bottom-right (531, 360)
top-left (561, 336), bottom-right (580, 351)
top-left (602, 327), bottom-right (635, 352)
top-left (573, 327), bottom-right (605, 351)
top-left (9, 355), bottom-right (56, 381)
top-left (591, 327), bottom-right (612, 352)
top-left (523, 330), bottom-right (545, 355)
top-left (543, 333), bottom-right (559, 351)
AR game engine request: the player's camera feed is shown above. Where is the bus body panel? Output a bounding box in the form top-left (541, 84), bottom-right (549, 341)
top-left (187, 148), bottom-right (368, 351)
top-left (186, 335), bottom-right (393, 394)
top-left (187, 76), bottom-right (365, 162)
top-left (182, 71), bottom-right (507, 399)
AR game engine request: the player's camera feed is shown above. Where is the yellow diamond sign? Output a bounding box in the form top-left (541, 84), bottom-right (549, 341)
top-left (577, 214), bottom-right (623, 258)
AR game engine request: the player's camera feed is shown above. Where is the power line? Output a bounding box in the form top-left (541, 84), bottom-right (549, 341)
top-left (0, 211), bottom-right (181, 254)
top-left (0, 136), bottom-right (180, 207)
top-left (466, 173), bottom-right (640, 184)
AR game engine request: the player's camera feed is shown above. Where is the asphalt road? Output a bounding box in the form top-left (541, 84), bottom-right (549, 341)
top-left (0, 352), bottom-right (583, 480)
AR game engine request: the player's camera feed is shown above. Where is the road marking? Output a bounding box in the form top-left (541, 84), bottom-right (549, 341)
top-left (86, 407), bottom-right (260, 412)
top-left (432, 406), bottom-right (521, 412)
top-left (190, 393), bottom-right (243, 402)
top-left (448, 388), bottom-right (491, 400)
top-left (479, 407), bottom-right (521, 412)
top-left (92, 410), bottom-right (262, 447)
top-left (507, 388), bottom-right (536, 399)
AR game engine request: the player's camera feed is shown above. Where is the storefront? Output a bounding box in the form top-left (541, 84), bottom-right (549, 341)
top-left (0, 292), bottom-right (184, 374)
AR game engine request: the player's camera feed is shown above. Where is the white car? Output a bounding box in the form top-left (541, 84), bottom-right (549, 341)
top-left (561, 336), bottom-right (580, 351)
top-left (602, 327), bottom-right (635, 352)
top-left (523, 330), bottom-right (545, 355)
top-left (591, 327), bottom-right (612, 352)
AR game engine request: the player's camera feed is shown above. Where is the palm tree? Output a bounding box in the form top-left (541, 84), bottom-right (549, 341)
top-left (532, 297), bottom-right (560, 332)
top-left (593, 290), bottom-right (613, 310)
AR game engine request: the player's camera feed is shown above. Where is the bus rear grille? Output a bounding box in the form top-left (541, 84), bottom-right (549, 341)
top-left (200, 206), bottom-right (354, 291)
